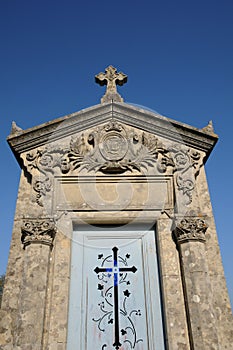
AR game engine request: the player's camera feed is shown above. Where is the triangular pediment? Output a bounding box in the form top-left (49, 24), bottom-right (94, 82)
top-left (7, 102), bottom-right (218, 165)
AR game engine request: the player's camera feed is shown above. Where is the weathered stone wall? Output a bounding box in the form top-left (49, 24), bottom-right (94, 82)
top-left (196, 166), bottom-right (233, 348)
top-left (0, 172), bottom-right (30, 349)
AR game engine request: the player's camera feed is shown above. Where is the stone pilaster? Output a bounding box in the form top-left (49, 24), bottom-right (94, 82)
top-left (157, 217), bottom-right (191, 350)
top-left (15, 218), bottom-right (55, 350)
top-left (173, 217), bottom-right (220, 350)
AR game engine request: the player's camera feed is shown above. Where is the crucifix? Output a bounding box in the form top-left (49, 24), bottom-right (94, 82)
top-left (95, 66), bottom-right (128, 103)
top-left (94, 246), bottom-right (138, 350)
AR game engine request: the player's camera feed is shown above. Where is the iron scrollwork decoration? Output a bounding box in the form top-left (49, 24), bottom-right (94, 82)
top-left (23, 120), bottom-right (202, 206)
top-left (93, 247), bottom-right (142, 349)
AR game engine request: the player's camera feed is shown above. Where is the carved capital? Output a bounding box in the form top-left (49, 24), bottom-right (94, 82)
top-left (21, 218), bottom-right (56, 248)
top-left (173, 217), bottom-right (208, 244)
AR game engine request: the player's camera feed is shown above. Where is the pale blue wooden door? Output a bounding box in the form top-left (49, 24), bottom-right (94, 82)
top-left (67, 226), bottom-right (165, 350)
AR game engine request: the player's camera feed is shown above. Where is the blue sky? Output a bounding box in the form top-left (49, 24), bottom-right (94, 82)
top-left (0, 0), bottom-right (232, 307)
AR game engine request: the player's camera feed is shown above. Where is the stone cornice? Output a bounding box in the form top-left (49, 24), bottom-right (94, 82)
top-left (7, 104), bottom-right (113, 160)
top-left (7, 102), bottom-right (218, 164)
top-left (112, 103), bottom-right (218, 157)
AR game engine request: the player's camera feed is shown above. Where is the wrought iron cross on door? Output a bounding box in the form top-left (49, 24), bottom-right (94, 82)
top-left (93, 246), bottom-right (143, 350)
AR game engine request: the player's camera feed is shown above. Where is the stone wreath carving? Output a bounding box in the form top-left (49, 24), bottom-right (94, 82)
top-left (23, 120), bottom-right (202, 206)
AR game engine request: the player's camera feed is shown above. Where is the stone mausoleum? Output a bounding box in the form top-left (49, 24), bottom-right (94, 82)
top-left (0, 66), bottom-right (232, 349)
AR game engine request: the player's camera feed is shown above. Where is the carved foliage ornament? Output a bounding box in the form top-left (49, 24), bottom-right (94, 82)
top-left (21, 219), bottom-right (56, 248)
top-left (25, 145), bottom-right (70, 206)
top-left (23, 120), bottom-right (202, 206)
top-left (174, 218), bottom-right (208, 244)
top-left (68, 120), bottom-right (172, 174)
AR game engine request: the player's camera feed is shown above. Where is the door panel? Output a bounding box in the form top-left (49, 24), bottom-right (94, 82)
top-left (67, 226), bottom-right (165, 350)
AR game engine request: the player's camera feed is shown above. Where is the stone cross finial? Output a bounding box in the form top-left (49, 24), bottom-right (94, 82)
top-left (95, 65), bottom-right (127, 103)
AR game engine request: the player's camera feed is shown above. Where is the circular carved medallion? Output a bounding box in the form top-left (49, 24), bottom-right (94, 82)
top-left (99, 132), bottom-right (128, 161)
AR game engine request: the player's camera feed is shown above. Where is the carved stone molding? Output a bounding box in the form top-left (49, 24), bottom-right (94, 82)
top-left (22, 120), bottom-right (202, 207)
top-left (21, 218), bottom-right (56, 248)
top-left (25, 145), bottom-right (69, 206)
top-left (163, 146), bottom-right (201, 204)
top-left (173, 217), bottom-right (208, 244)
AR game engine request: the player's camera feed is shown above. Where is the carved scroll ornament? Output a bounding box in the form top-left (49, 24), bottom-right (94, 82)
top-left (21, 219), bottom-right (56, 248)
top-left (23, 120), bottom-right (202, 206)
